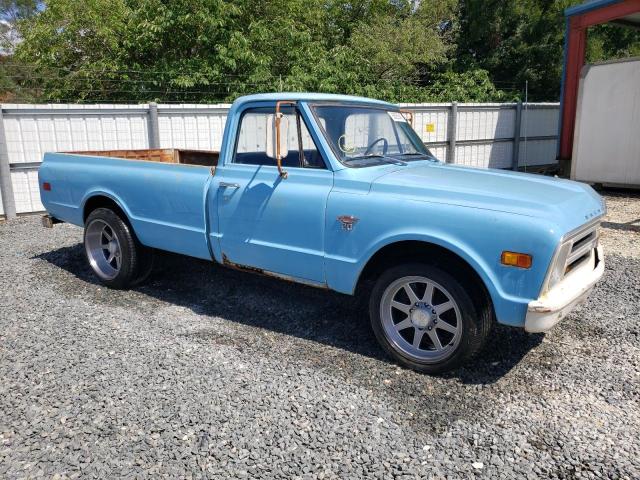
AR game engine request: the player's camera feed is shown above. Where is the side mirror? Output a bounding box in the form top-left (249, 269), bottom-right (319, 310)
top-left (265, 114), bottom-right (289, 161)
top-left (269, 100), bottom-right (297, 178)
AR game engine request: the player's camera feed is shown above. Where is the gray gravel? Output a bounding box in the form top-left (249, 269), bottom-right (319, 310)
top-left (600, 190), bottom-right (640, 259)
top-left (1, 194), bottom-right (639, 479)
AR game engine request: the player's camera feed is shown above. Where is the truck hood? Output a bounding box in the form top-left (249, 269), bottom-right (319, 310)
top-left (371, 162), bottom-right (605, 233)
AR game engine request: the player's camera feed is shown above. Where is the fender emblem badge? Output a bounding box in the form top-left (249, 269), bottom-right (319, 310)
top-left (338, 215), bottom-right (359, 231)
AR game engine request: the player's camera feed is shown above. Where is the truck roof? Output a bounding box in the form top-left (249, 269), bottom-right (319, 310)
top-left (232, 92), bottom-right (396, 108)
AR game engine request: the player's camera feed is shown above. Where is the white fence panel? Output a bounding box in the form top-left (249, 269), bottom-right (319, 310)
top-left (430, 146), bottom-right (448, 162)
top-left (520, 104), bottom-right (559, 137)
top-left (404, 104), bottom-right (450, 144)
top-left (0, 101), bottom-right (560, 216)
top-left (2, 105), bottom-right (150, 165)
top-left (11, 169), bottom-right (43, 213)
top-left (519, 139), bottom-right (559, 167)
top-left (455, 142), bottom-right (514, 169)
top-left (158, 104), bottom-right (229, 151)
top-left (457, 105), bottom-right (516, 141)
top-left (518, 105), bottom-right (560, 167)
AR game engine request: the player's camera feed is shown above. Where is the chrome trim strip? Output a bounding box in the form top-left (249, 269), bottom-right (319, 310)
top-left (566, 239), bottom-right (597, 266)
top-left (560, 215), bottom-right (604, 243)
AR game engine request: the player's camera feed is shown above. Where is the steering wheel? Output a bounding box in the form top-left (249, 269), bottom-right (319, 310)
top-left (364, 137), bottom-right (389, 156)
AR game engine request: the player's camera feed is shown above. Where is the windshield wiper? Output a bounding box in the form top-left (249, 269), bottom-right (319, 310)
top-left (344, 154), bottom-right (407, 166)
top-left (398, 152), bottom-right (439, 161)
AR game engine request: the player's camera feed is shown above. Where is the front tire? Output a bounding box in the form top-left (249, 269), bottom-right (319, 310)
top-left (84, 208), bottom-right (147, 289)
top-left (369, 263), bottom-right (491, 374)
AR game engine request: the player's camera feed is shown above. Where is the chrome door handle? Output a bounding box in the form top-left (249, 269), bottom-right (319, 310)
top-left (219, 182), bottom-right (240, 189)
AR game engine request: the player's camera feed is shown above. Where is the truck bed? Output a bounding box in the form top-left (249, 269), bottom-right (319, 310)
top-left (69, 148), bottom-right (219, 168)
top-left (39, 150), bottom-right (217, 261)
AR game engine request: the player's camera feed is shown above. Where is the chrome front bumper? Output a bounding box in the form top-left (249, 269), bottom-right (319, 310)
top-left (525, 246), bottom-right (604, 333)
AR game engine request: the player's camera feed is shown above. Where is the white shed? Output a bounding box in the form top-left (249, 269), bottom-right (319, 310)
top-left (571, 57), bottom-right (640, 188)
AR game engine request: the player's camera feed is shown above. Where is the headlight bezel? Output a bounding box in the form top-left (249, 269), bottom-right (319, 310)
top-left (539, 216), bottom-right (603, 296)
top-left (541, 241), bottom-right (572, 295)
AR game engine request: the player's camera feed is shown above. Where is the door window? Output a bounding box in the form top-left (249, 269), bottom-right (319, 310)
top-left (234, 107), bottom-right (326, 169)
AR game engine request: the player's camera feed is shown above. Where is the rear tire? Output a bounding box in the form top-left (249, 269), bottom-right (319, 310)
top-left (132, 246), bottom-right (155, 286)
top-left (369, 262), bottom-right (491, 374)
top-left (83, 208), bottom-right (149, 289)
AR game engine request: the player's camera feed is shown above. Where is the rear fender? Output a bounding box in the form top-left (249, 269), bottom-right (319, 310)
top-left (81, 189), bottom-right (134, 227)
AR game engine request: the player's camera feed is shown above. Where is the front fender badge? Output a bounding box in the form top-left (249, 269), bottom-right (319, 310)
top-left (338, 215), bottom-right (359, 231)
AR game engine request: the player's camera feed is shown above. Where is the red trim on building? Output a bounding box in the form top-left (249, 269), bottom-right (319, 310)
top-left (559, 20), bottom-right (587, 160)
top-left (559, 0), bottom-right (640, 160)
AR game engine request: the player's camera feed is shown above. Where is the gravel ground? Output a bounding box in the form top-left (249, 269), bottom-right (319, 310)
top-left (1, 190), bottom-right (639, 479)
top-left (600, 190), bottom-right (640, 259)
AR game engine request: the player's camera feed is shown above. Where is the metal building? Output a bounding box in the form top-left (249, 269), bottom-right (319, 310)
top-left (559, 0), bottom-right (640, 180)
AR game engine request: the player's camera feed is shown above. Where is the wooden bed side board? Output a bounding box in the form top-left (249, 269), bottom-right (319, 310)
top-left (66, 148), bottom-right (220, 167)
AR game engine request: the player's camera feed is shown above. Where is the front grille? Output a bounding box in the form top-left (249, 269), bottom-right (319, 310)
top-left (563, 222), bottom-right (600, 277)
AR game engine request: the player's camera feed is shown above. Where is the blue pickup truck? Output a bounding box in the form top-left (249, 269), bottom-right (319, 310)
top-left (39, 93), bottom-right (605, 373)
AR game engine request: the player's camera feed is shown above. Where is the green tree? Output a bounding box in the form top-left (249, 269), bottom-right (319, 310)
top-left (587, 23), bottom-right (640, 62)
top-left (1, 0), bottom-right (39, 101)
top-left (7, 0), bottom-right (515, 103)
top-left (455, 0), bottom-right (640, 101)
top-left (12, 0), bottom-right (247, 102)
top-left (1, 0), bottom-right (39, 50)
top-left (455, 0), bottom-right (572, 101)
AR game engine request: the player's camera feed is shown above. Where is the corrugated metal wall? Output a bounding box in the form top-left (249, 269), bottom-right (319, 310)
top-left (400, 102), bottom-right (559, 170)
top-left (0, 102), bottom-right (559, 216)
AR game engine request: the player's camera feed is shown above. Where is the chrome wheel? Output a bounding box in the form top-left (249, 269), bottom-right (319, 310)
top-left (85, 219), bottom-right (122, 280)
top-left (380, 276), bottom-right (462, 363)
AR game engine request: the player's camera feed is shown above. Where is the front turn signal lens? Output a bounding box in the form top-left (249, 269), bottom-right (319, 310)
top-left (501, 251), bottom-right (532, 269)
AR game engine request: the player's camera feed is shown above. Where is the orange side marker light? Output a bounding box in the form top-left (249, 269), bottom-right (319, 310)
top-left (501, 251), bottom-right (532, 269)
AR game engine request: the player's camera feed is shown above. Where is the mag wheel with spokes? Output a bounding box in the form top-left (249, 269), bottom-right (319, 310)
top-left (83, 208), bottom-right (147, 289)
top-left (369, 263), bottom-right (491, 374)
top-left (85, 219), bottom-right (123, 280)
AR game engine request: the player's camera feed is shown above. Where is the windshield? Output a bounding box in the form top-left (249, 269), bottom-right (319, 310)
top-left (311, 104), bottom-right (436, 167)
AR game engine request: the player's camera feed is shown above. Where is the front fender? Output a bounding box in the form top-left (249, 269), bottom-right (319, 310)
top-left (325, 229), bottom-right (531, 326)
top-left (324, 192), bottom-right (560, 327)
top-left (360, 230), bottom-right (501, 297)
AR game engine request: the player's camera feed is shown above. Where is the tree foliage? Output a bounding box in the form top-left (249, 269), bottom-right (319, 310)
top-left (1, 0), bottom-right (639, 103)
top-left (0, 0), bottom-right (39, 100)
top-left (456, 0), bottom-right (640, 101)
